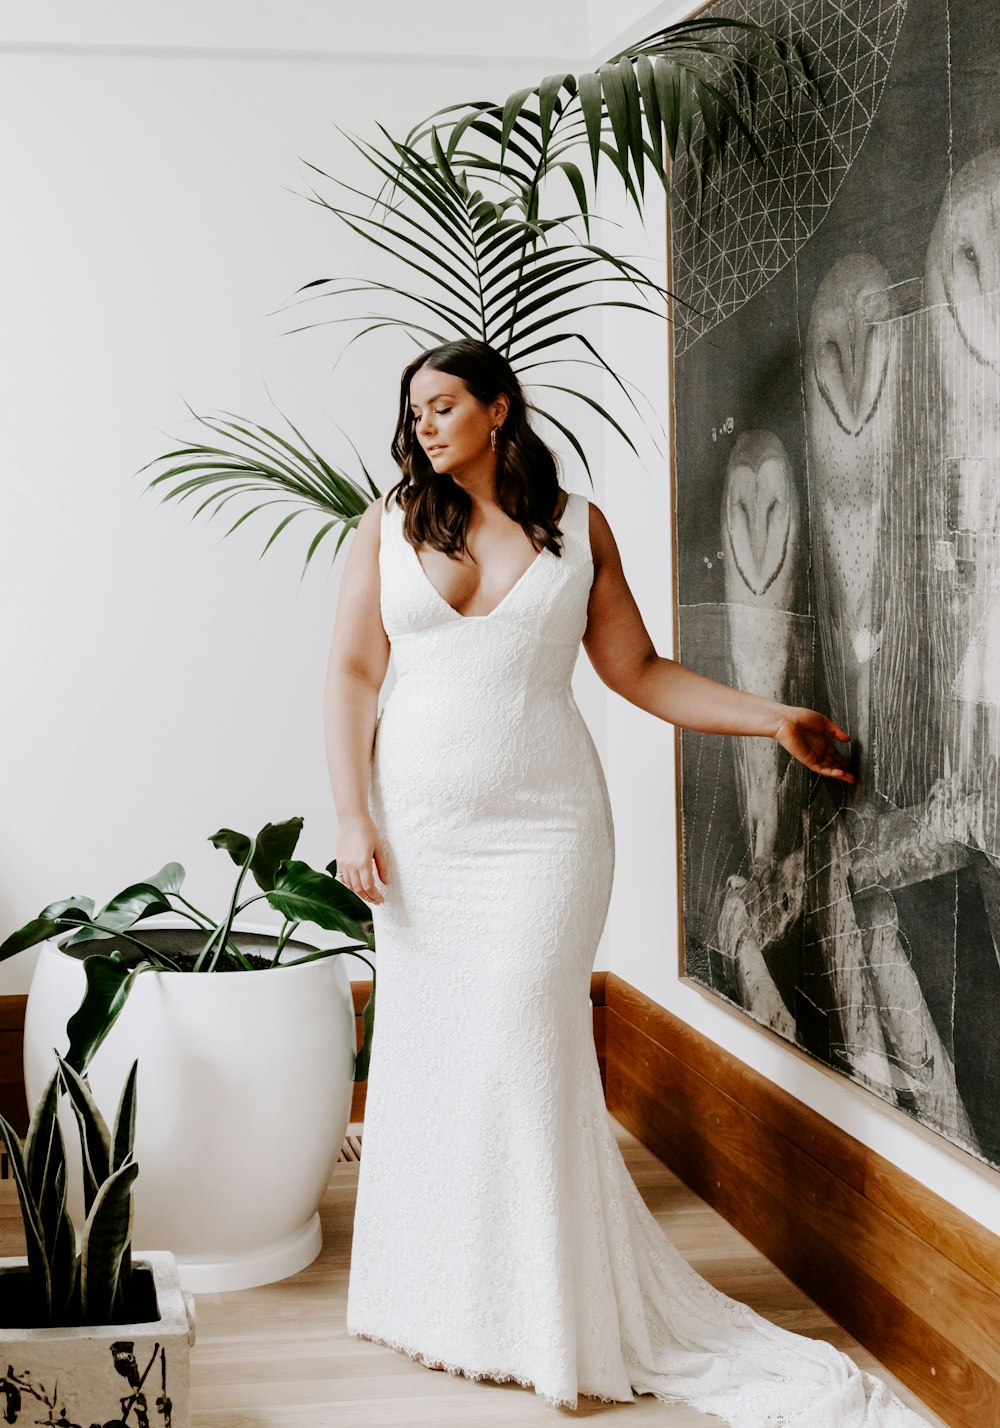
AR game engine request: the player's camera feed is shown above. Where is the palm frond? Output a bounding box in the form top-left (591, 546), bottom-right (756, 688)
top-left (138, 403), bottom-right (378, 574)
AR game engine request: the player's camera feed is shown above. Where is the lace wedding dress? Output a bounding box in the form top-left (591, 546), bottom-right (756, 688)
top-left (345, 488), bottom-right (932, 1426)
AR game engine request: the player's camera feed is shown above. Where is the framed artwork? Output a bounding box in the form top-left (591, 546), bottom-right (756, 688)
top-left (669, 0), bottom-right (1000, 1169)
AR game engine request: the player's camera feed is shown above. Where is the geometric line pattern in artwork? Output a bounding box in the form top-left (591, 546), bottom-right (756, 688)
top-left (671, 0), bottom-right (907, 353)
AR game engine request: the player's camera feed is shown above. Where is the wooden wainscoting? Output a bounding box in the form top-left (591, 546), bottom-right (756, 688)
top-left (0, 996), bottom-right (27, 1136)
top-left (597, 971), bottom-right (1000, 1428)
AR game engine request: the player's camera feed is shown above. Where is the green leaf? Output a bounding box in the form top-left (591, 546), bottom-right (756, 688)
top-left (23, 1067), bottom-right (80, 1319)
top-left (196, 836), bottom-right (255, 973)
top-left (80, 1156), bottom-right (139, 1324)
top-left (607, 57), bottom-right (645, 196)
top-left (499, 88), bottom-right (536, 164)
top-left (0, 899), bottom-right (94, 959)
top-left (635, 54), bottom-right (664, 177)
top-left (110, 1058), bottom-right (140, 1172)
top-left (576, 69), bottom-right (604, 180)
top-left (537, 72), bottom-right (570, 149)
top-left (330, 135), bottom-right (479, 259)
top-left (531, 381), bottom-right (643, 460)
top-left (258, 508), bottom-right (309, 556)
top-left (277, 942), bottom-right (370, 967)
top-left (353, 973), bottom-right (377, 1082)
top-left (41, 896), bottom-right (96, 922)
top-left (24, 1067), bottom-right (62, 1229)
top-left (57, 1057), bottom-right (112, 1217)
top-left (268, 860), bottom-right (374, 948)
top-left (62, 881), bottom-right (173, 948)
top-left (47, 1157), bottom-right (79, 1319)
top-left (109, 1057), bottom-right (139, 1313)
top-left (64, 953), bottom-right (149, 1075)
top-left (0, 1108), bottom-right (51, 1319)
top-left (305, 202), bottom-right (484, 330)
top-left (300, 518), bottom-right (341, 580)
top-left (145, 862), bottom-right (185, 895)
top-left (527, 398), bottom-right (594, 484)
top-left (209, 818), bottom-right (304, 893)
top-left (549, 160), bottom-right (590, 240)
top-left (208, 826), bottom-right (252, 863)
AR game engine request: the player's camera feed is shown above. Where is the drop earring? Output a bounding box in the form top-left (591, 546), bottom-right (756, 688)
top-left (490, 426), bottom-right (500, 452)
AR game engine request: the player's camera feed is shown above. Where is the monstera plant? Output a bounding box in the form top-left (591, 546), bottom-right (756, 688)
top-left (139, 17), bottom-right (814, 573)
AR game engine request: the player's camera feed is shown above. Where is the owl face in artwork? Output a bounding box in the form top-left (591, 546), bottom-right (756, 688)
top-left (723, 430), bottom-right (798, 603)
top-left (925, 145), bottom-right (1000, 370)
top-left (806, 253), bottom-right (893, 441)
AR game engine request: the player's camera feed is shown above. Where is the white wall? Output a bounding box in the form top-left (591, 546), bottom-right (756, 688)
top-left (588, 1), bottom-right (1000, 1238)
top-left (588, 0), bottom-right (701, 62)
top-left (0, 7), bottom-right (603, 999)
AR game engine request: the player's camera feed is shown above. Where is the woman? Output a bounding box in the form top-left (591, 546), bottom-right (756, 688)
top-left (323, 338), bottom-right (929, 1426)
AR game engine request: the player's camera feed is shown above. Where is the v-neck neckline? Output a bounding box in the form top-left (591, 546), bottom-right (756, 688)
top-left (405, 492), bottom-right (572, 622)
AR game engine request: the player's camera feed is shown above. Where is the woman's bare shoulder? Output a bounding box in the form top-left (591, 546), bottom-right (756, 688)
top-left (581, 495), bottom-right (615, 571)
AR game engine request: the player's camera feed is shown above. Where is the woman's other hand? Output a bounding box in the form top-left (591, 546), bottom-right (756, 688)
top-left (335, 812), bottom-right (391, 904)
top-left (774, 707), bottom-right (855, 782)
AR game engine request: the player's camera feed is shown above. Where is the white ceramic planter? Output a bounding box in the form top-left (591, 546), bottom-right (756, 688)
top-left (24, 919), bottom-right (358, 1293)
top-left (0, 1251), bottom-right (195, 1426)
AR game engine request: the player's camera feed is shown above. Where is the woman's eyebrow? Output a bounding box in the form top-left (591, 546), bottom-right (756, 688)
top-left (410, 393), bottom-right (453, 409)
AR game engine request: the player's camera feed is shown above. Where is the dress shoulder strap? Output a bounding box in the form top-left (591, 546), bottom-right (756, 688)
top-left (563, 490), bottom-right (592, 562)
top-left (380, 490), bottom-right (404, 538)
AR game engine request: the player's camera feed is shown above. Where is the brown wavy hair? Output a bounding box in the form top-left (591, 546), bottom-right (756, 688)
top-left (384, 339), bottom-right (566, 562)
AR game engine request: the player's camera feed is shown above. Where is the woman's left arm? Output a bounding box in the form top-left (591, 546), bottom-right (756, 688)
top-left (581, 501), bottom-right (855, 783)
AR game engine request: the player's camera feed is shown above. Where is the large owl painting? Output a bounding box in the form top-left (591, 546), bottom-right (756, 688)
top-left (671, 0), bottom-right (1000, 1168)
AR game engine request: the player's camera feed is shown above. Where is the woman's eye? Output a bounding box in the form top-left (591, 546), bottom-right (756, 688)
top-left (436, 408), bottom-right (451, 415)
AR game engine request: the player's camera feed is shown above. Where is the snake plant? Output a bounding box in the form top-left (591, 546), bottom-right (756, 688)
top-left (138, 18), bottom-right (814, 576)
top-left (0, 1056), bottom-right (139, 1328)
top-left (0, 817), bottom-right (377, 1082)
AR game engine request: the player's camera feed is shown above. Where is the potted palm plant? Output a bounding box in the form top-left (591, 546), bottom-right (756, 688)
top-left (3, 817), bottom-right (376, 1293)
top-left (0, 1054), bottom-right (196, 1427)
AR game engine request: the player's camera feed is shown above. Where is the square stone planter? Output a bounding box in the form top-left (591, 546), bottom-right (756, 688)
top-left (0, 1250), bottom-right (196, 1426)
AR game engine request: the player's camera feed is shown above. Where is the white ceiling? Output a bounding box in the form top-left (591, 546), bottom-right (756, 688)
top-left (0, 0), bottom-right (700, 65)
top-left (0, 1), bottom-right (587, 63)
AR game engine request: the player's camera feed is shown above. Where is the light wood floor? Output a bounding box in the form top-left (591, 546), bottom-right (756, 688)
top-left (1, 1120), bottom-right (946, 1426)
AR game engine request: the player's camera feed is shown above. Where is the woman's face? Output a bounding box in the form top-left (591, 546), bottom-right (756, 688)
top-left (408, 366), bottom-right (506, 475)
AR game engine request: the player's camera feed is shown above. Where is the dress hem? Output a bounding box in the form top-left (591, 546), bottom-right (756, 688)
top-left (346, 1324), bottom-right (635, 1411)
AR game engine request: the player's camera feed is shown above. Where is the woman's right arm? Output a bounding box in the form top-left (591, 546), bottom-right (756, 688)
top-left (323, 497), bottom-right (392, 905)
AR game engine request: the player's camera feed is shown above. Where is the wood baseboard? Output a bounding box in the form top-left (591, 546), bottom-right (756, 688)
top-left (6, 970), bottom-right (996, 1425)
top-left (0, 996), bottom-right (27, 1135)
top-left (598, 971), bottom-right (1000, 1428)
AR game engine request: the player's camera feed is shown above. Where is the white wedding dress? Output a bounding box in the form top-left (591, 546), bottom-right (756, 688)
top-left (345, 487), bottom-right (931, 1426)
